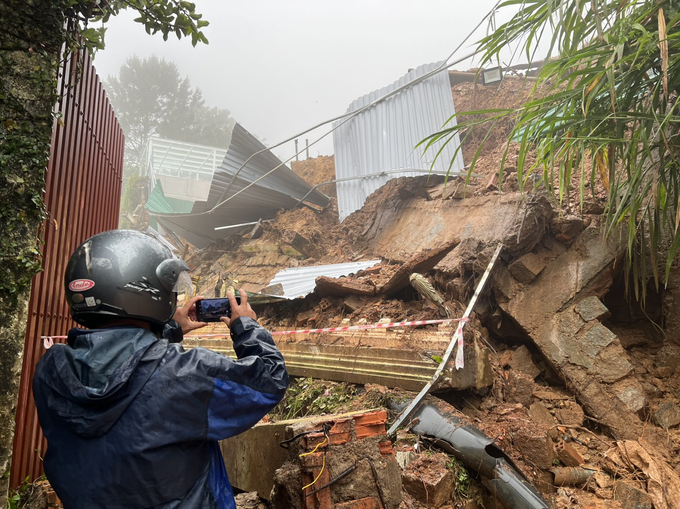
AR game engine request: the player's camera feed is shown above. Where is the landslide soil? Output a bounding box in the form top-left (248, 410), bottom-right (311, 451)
top-left (187, 77), bottom-right (679, 509)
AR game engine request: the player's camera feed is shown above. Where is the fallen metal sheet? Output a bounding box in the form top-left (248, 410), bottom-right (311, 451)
top-left (150, 123), bottom-right (330, 248)
top-left (265, 260), bottom-right (381, 299)
top-left (333, 62), bottom-right (465, 221)
top-left (408, 403), bottom-right (550, 509)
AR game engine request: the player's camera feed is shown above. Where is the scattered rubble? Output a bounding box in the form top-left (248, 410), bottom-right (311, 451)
top-left (8, 78), bottom-right (648, 509)
top-left (24, 77), bottom-right (680, 509)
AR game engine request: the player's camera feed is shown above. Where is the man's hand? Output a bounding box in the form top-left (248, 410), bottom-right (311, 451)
top-left (220, 290), bottom-right (256, 329)
top-left (173, 295), bottom-right (208, 334)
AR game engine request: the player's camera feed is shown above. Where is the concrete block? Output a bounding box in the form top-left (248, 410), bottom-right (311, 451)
top-left (508, 252), bottom-right (548, 284)
top-left (512, 428), bottom-right (555, 470)
top-left (221, 418), bottom-right (292, 500)
top-left (505, 370), bottom-right (534, 407)
top-left (574, 296), bottom-right (611, 322)
top-left (402, 453), bottom-right (453, 508)
top-left (504, 345), bottom-right (541, 379)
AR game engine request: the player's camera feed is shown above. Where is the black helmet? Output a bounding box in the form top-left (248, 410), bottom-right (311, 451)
top-left (64, 230), bottom-right (192, 328)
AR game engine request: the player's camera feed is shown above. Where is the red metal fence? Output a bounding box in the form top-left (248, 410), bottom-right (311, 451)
top-left (10, 48), bottom-right (124, 487)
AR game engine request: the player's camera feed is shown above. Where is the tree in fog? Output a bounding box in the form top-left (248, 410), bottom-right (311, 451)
top-left (106, 55), bottom-right (234, 170)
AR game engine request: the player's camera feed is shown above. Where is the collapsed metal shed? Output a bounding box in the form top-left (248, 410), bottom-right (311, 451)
top-left (332, 62), bottom-right (465, 221)
top-left (149, 123), bottom-right (330, 248)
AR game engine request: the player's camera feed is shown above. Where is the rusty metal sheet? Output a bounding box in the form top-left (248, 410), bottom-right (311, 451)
top-left (10, 48), bottom-right (124, 488)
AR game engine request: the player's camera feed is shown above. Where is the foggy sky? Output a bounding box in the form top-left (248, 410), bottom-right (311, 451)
top-left (93, 0), bottom-right (518, 161)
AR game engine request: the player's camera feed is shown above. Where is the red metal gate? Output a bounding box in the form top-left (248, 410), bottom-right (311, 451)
top-left (10, 48), bottom-right (124, 487)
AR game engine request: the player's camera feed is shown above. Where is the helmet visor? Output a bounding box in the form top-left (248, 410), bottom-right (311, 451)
top-left (173, 270), bottom-right (194, 297)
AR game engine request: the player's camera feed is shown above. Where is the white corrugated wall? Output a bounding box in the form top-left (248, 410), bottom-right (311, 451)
top-left (332, 62), bottom-right (464, 221)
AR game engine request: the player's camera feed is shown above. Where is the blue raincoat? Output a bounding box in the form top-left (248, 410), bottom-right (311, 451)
top-left (33, 317), bottom-right (289, 509)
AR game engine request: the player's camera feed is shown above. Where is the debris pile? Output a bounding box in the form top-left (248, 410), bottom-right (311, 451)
top-left (175, 78), bottom-right (680, 509)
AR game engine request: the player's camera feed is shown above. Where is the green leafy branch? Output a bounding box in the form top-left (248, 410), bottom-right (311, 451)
top-left (420, 0), bottom-right (680, 302)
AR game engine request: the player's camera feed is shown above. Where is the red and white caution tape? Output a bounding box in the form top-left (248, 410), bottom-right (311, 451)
top-left (387, 243), bottom-right (503, 437)
top-left (40, 317), bottom-right (464, 347)
top-left (268, 318), bottom-right (462, 336)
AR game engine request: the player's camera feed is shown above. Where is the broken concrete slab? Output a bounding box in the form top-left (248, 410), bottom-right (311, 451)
top-left (316, 276), bottom-right (377, 297)
top-left (185, 329), bottom-right (493, 392)
top-left (348, 192), bottom-right (553, 266)
top-left (221, 419), bottom-right (292, 501)
top-left (378, 241), bottom-right (458, 297)
top-left (495, 226), bottom-right (650, 441)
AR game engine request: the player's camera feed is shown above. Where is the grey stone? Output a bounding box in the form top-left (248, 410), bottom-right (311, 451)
top-left (591, 344), bottom-right (634, 383)
top-left (654, 402), bottom-right (680, 429)
top-left (613, 481), bottom-right (652, 509)
top-left (612, 378), bottom-right (647, 413)
top-left (495, 226), bottom-right (652, 441)
top-left (654, 343), bottom-right (680, 370)
top-left (574, 296), bottom-right (611, 322)
top-left (580, 322), bottom-right (617, 351)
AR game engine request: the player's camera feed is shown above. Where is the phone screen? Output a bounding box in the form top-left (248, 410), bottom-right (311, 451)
top-left (196, 296), bottom-right (240, 322)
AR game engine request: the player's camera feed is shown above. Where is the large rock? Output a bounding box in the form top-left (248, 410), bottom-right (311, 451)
top-left (495, 226), bottom-right (647, 441)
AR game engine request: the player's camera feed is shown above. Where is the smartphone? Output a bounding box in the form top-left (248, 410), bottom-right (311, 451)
top-left (196, 296), bottom-right (241, 322)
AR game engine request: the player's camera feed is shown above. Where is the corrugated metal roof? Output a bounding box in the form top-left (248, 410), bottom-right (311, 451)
top-left (332, 62), bottom-right (465, 221)
top-left (265, 260), bottom-right (381, 299)
top-left (149, 123), bottom-right (330, 248)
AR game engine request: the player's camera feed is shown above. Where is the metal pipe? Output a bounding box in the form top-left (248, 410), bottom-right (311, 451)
top-left (407, 403), bottom-right (549, 509)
